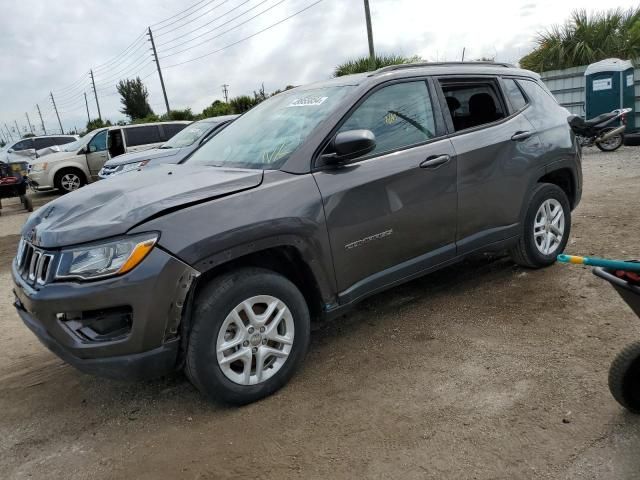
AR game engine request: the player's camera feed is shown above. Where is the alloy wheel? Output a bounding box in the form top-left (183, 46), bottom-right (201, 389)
top-left (533, 198), bottom-right (565, 255)
top-left (61, 173), bottom-right (81, 191)
top-left (216, 295), bottom-right (295, 386)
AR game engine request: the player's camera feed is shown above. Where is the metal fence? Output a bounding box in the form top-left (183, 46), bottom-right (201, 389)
top-left (540, 64), bottom-right (639, 125)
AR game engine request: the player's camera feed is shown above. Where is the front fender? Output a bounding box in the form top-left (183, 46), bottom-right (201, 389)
top-left (129, 171), bottom-right (337, 305)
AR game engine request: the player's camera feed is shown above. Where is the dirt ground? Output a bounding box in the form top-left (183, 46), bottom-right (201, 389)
top-left (1, 150), bottom-right (640, 480)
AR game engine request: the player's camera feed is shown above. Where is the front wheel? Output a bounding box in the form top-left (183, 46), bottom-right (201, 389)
top-left (186, 268), bottom-right (310, 405)
top-left (596, 129), bottom-right (624, 152)
top-left (54, 168), bottom-right (86, 194)
top-left (509, 183), bottom-right (571, 268)
top-left (609, 342), bottom-right (640, 414)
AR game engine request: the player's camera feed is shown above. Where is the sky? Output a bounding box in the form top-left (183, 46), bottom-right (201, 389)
top-left (0, 0), bottom-right (637, 139)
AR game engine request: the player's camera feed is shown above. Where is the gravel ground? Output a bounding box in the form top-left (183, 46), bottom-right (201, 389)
top-left (1, 149), bottom-right (640, 479)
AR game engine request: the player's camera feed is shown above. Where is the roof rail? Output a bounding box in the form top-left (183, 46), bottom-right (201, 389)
top-left (370, 61), bottom-right (516, 76)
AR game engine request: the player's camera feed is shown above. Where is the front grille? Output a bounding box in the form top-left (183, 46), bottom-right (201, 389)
top-left (17, 240), bottom-right (54, 285)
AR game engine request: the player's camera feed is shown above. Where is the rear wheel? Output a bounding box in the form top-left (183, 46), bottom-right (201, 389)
top-left (54, 168), bottom-right (86, 193)
top-left (596, 129), bottom-right (624, 152)
top-left (510, 183), bottom-right (571, 268)
top-left (609, 342), bottom-right (640, 413)
top-left (186, 268), bottom-right (310, 405)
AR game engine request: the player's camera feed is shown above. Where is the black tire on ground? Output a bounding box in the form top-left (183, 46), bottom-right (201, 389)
top-left (509, 183), bottom-right (571, 269)
top-left (185, 267), bottom-right (310, 405)
top-left (609, 341), bottom-right (640, 414)
top-left (54, 168), bottom-right (86, 194)
top-left (596, 129), bottom-right (624, 152)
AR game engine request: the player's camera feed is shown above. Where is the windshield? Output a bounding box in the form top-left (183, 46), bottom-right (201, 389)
top-left (62, 129), bottom-right (103, 152)
top-left (160, 121), bottom-right (214, 149)
top-left (187, 86), bottom-right (353, 169)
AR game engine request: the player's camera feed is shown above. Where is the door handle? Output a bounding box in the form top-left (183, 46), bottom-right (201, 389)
top-left (420, 154), bottom-right (451, 169)
top-left (511, 131), bottom-right (534, 141)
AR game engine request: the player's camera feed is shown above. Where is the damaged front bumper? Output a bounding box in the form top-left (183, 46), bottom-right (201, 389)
top-left (12, 247), bottom-right (199, 380)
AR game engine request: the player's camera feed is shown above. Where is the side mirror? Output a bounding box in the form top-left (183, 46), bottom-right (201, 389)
top-left (7, 148), bottom-right (13, 153)
top-left (88, 145), bottom-right (97, 153)
top-left (322, 129), bottom-right (376, 165)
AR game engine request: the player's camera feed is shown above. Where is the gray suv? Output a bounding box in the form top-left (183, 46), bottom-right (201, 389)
top-left (12, 62), bottom-right (582, 405)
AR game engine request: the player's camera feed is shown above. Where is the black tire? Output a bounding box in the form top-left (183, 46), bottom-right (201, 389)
top-left (54, 168), bottom-right (86, 194)
top-left (609, 342), bottom-right (640, 414)
top-left (185, 268), bottom-right (310, 405)
top-left (596, 129), bottom-right (624, 152)
top-left (509, 183), bottom-right (571, 268)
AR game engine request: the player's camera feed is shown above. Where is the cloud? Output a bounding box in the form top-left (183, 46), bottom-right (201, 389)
top-left (0, 0), bottom-right (638, 136)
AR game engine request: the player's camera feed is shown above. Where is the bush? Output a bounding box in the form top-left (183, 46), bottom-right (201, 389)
top-left (86, 118), bottom-right (112, 132)
top-left (334, 54), bottom-right (422, 77)
top-left (229, 95), bottom-right (259, 114)
top-left (163, 108), bottom-right (195, 121)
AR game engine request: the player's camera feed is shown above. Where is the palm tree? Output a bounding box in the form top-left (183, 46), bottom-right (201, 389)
top-left (334, 54), bottom-right (422, 77)
top-left (520, 7), bottom-right (640, 72)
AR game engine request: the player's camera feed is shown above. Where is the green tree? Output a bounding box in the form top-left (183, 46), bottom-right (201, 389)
top-left (520, 7), bottom-right (640, 71)
top-left (229, 95), bottom-right (259, 114)
top-left (22, 133), bottom-right (36, 138)
top-left (201, 100), bottom-right (233, 118)
top-left (334, 54), bottom-right (422, 77)
top-left (163, 108), bottom-right (195, 121)
top-left (117, 77), bottom-right (154, 120)
top-left (86, 118), bottom-right (112, 132)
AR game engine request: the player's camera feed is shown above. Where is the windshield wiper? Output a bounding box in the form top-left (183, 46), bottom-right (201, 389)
top-left (158, 145), bottom-right (173, 149)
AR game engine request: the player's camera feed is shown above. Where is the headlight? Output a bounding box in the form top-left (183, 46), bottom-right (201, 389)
top-left (55, 233), bottom-right (158, 281)
top-left (31, 162), bottom-right (48, 172)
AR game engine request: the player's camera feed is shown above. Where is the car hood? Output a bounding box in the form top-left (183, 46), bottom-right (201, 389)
top-left (32, 150), bottom-right (77, 165)
top-left (103, 147), bottom-right (182, 167)
top-left (23, 164), bottom-right (264, 248)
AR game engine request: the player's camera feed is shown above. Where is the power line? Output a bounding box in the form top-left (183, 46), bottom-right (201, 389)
top-left (153, 0), bottom-right (221, 30)
top-left (160, 0), bottom-right (288, 59)
top-left (156, 0), bottom-right (232, 38)
top-left (157, 0), bottom-right (268, 50)
top-left (93, 55), bottom-right (154, 87)
top-left (163, 0), bottom-right (322, 69)
top-left (92, 31), bottom-right (148, 72)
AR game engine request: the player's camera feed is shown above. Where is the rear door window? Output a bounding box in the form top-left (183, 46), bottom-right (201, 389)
top-left (440, 80), bottom-right (506, 132)
top-left (34, 137), bottom-right (56, 150)
top-left (159, 123), bottom-right (188, 141)
top-left (502, 78), bottom-right (528, 112)
top-left (337, 81), bottom-right (437, 157)
top-left (54, 136), bottom-right (75, 145)
top-left (124, 125), bottom-right (162, 147)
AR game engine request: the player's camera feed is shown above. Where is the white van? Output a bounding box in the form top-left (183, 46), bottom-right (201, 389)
top-left (28, 121), bottom-right (189, 193)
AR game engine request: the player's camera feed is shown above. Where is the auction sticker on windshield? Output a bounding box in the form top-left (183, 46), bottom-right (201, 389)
top-left (288, 96), bottom-right (328, 107)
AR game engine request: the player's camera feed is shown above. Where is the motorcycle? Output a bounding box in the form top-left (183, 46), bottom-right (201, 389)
top-left (568, 107), bottom-right (632, 152)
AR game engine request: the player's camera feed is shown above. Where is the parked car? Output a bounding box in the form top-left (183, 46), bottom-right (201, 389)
top-left (98, 115), bottom-right (238, 179)
top-left (1, 135), bottom-right (78, 162)
top-left (28, 121), bottom-right (190, 193)
top-left (13, 62), bottom-right (582, 405)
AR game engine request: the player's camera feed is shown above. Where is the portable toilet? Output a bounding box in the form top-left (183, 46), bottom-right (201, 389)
top-left (584, 58), bottom-right (635, 132)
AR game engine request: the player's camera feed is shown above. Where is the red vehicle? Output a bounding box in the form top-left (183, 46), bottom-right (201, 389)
top-left (0, 161), bottom-right (33, 214)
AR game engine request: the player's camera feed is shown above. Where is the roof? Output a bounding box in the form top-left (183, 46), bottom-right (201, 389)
top-left (585, 58), bottom-right (634, 75)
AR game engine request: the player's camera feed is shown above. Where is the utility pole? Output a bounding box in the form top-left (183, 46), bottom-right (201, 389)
top-left (50, 92), bottom-right (64, 134)
top-left (36, 104), bottom-right (47, 135)
top-left (461, 47), bottom-right (466, 62)
top-left (363, 0), bottom-right (375, 70)
top-left (4, 124), bottom-right (13, 141)
top-left (14, 120), bottom-right (21, 138)
top-left (89, 70), bottom-right (102, 121)
top-left (25, 113), bottom-right (34, 135)
top-left (83, 92), bottom-right (91, 123)
top-left (222, 84), bottom-right (229, 103)
top-left (148, 27), bottom-right (171, 114)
